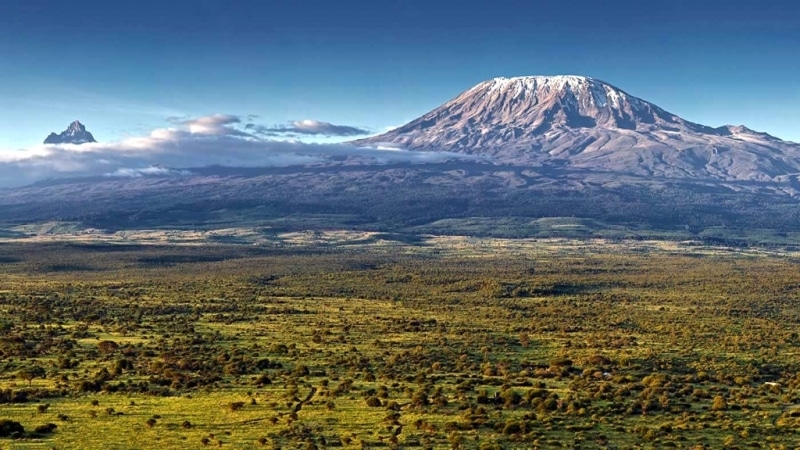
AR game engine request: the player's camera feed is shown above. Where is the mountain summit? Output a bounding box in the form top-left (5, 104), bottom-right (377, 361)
top-left (356, 75), bottom-right (710, 150)
top-left (44, 121), bottom-right (97, 145)
top-left (388, 75), bottom-right (710, 137)
top-left (355, 75), bottom-right (799, 182)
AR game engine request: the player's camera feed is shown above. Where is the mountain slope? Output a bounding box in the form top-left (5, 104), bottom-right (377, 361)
top-left (355, 76), bottom-right (800, 182)
top-left (44, 120), bottom-right (97, 145)
top-left (2, 77), bottom-right (800, 238)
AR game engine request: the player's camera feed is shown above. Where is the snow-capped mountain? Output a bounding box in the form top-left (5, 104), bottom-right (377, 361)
top-left (2, 77), bottom-right (800, 235)
top-left (44, 120), bottom-right (97, 145)
top-left (355, 76), bottom-right (800, 182)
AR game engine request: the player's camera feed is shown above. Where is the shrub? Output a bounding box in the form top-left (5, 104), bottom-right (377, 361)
top-left (269, 344), bottom-right (289, 354)
top-left (411, 390), bottom-right (429, 407)
top-left (229, 401), bottom-right (245, 411)
top-left (254, 374), bottom-right (272, 385)
top-left (711, 395), bottom-right (728, 411)
top-left (587, 355), bottom-right (612, 366)
top-left (293, 365), bottom-right (310, 377)
top-left (34, 423), bottom-right (57, 434)
top-left (500, 389), bottom-right (521, 407)
top-left (502, 421), bottom-right (522, 435)
top-left (541, 398), bottom-right (559, 411)
top-left (365, 396), bottom-right (382, 407)
top-left (549, 358), bottom-right (573, 368)
top-left (98, 340), bottom-right (119, 354)
top-left (0, 419), bottom-right (24, 437)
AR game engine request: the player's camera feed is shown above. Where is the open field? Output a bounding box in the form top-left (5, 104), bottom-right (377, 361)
top-left (0, 238), bottom-right (798, 448)
top-left (7, 213), bottom-right (800, 249)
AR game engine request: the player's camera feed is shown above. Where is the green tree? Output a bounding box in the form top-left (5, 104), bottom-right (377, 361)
top-left (18, 366), bottom-right (46, 386)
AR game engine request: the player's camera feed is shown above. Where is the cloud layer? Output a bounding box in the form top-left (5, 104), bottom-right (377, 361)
top-left (253, 119), bottom-right (371, 137)
top-left (0, 114), bottom-right (484, 188)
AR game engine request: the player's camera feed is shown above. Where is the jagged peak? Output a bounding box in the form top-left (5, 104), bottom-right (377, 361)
top-left (67, 120), bottom-right (86, 131)
top-left (44, 121), bottom-right (97, 145)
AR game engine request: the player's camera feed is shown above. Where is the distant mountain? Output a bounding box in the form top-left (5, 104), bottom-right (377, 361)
top-left (355, 76), bottom-right (800, 182)
top-left (3, 77), bottom-right (800, 239)
top-left (44, 121), bottom-right (97, 145)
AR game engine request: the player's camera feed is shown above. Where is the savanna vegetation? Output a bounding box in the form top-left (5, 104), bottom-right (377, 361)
top-left (0, 239), bottom-right (798, 449)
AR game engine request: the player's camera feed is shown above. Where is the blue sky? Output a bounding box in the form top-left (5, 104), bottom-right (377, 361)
top-left (1, 0), bottom-right (799, 148)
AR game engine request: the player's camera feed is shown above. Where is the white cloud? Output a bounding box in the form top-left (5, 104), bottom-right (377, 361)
top-left (182, 114), bottom-right (243, 135)
top-left (250, 119), bottom-right (371, 137)
top-left (108, 166), bottom-right (192, 178)
top-left (0, 114), bottom-right (486, 188)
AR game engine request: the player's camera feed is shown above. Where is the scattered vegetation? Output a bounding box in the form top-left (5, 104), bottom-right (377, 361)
top-left (0, 240), bottom-right (797, 448)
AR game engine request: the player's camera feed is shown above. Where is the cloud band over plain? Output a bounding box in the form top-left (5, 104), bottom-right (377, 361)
top-left (0, 114), bottom-right (485, 187)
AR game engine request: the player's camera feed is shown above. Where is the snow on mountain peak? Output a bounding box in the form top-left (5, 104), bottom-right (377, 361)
top-left (470, 75), bottom-right (637, 111)
top-left (485, 75), bottom-right (594, 89)
top-left (354, 74), bottom-right (749, 158)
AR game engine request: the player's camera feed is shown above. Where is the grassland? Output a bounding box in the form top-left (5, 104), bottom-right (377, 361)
top-left (0, 238), bottom-right (798, 449)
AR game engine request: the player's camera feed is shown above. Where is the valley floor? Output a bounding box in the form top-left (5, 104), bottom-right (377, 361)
top-left (0, 237), bottom-right (798, 448)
